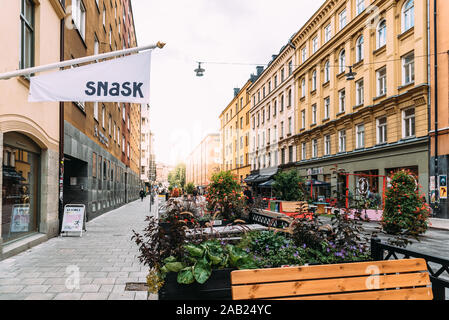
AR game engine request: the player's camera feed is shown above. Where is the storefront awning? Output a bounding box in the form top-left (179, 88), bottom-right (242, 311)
top-left (259, 179), bottom-right (275, 187)
top-left (244, 174), bottom-right (259, 183)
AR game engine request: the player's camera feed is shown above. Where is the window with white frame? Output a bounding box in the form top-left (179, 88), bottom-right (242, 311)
top-left (377, 67), bottom-right (387, 96)
top-left (301, 78), bottom-right (306, 97)
top-left (324, 24), bottom-right (332, 43)
top-left (312, 139), bottom-right (318, 158)
top-left (288, 117), bottom-right (292, 134)
top-left (302, 47), bottom-right (307, 63)
top-left (312, 36), bottom-right (319, 54)
top-left (312, 104), bottom-right (317, 124)
top-left (281, 68), bottom-right (285, 82)
top-left (339, 9), bottom-right (347, 30)
top-left (339, 49), bottom-right (346, 74)
top-left (273, 100), bottom-right (277, 116)
top-left (377, 117), bottom-right (387, 144)
top-left (312, 70), bottom-right (317, 91)
top-left (280, 95), bottom-right (284, 112)
top-left (356, 79), bottom-right (364, 105)
top-left (356, 36), bottom-right (364, 62)
top-left (301, 110), bottom-right (306, 129)
top-left (274, 75), bottom-right (278, 88)
top-left (356, 124), bottom-right (365, 149)
top-left (73, 0), bottom-right (86, 39)
top-left (267, 128), bottom-right (270, 143)
top-left (324, 60), bottom-right (330, 83)
top-left (273, 125), bottom-right (277, 142)
top-left (403, 108), bottom-right (415, 138)
top-left (287, 89), bottom-right (292, 107)
top-left (20, 0), bottom-right (35, 70)
top-left (288, 61), bottom-right (293, 76)
top-left (377, 20), bottom-right (387, 48)
top-left (301, 142), bottom-right (307, 160)
top-left (356, 0), bottom-right (365, 15)
top-left (94, 102), bottom-right (99, 120)
top-left (339, 130), bottom-right (346, 152)
top-left (324, 97), bottom-right (330, 119)
top-left (324, 135), bottom-right (331, 156)
top-left (267, 104), bottom-right (271, 120)
top-left (402, 0), bottom-right (414, 33)
top-left (108, 114), bottom-right (112, 136)
top-left (118, 128), bottom-right (120, 146)
top-left (402, 52), bottom-right (415, 85)
top-left (101, 105), bottom-right (105, 128)
top-left (122, 136), bottom-right (125, 153)
top-left (338, 89), bottom-right (345, 113)
top-left (280, 121), bottom-right (284, 138)
top-left (103, 5), bottom-right (106, 29)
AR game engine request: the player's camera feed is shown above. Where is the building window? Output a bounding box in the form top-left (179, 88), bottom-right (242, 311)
top-left (280, 95), bottom-right (284, 112)
top-left (312, 36), bottom-right (319, 54)
top-left (312, 70), bottom-right (317, 91)
top-left (281, 149), bottom-right (286, 165)
top-left (339, 130), bottom-right (346, 152)
top-left (356, 124), bottom-right (365, 149)
top-left (356, 0), bottom-right (365, 15)
top-left (288, 61), bottom-right (293, 76)
top-left (301, 110), bottom-right (306, 129)
top-left (20, 0), bottom-right (35, 70)
top-left (267, 104), bottom-right (271, 120)
top-left (312, 104), bottom-right (317, 125)
top-left (402, 0), bottom-right (414, 33)
top-left (268, 81), bottom-right (271, 93)
top-left (302, 47), bottom-right (307, 63)
top-left (288, 146), bottom-right (294, 163)
top-left (92, 152), bottom-right (97, 177)
top-left (103, 5), bottom-right (106, 29)
top-left (377, 20), bottom-right (387, 48)
top-left (93, 102), bottom-right (99, 120)
top-left (280, 121), bottom-right (284, 138)
top-left (288, 117), bottom-right (292, 134)
top-left (281, 68), bottom-right (285, 82)
top-left (324, 97), bottom-right (330, 119)
top-left (301, 142), bottom-right (307, 160)
top-left (403, 108), bottom-right (415, 138)
top-left (108, 114), bottom-right (112, 136)
top-left (377, 67), bottom-right (387, 96)
top-left (324, 60), bottom-right (330, 83)
top-left (301, 78), bottom-right (306, 97)
top-left (324, 24), bottom-right (332, 43)
top-left (273, 100), bottom-right (277, 116)
top-left (377, 117), bottom-right (387, 144)
top-left (73, 0), bottom-right (86, 39)
top-left (356, 79), bottom-right (364, 105)
top-left (324, 135), bottom-right (331, 155)
top-left (339, 9), bottom-right (347, 30)
top-left (312, 139), bottom-right (318, 158)
top-left (273, 125), bottom-right (277, 142)
top-left (102, 105), bottom-right (105, 128)
top-left (287, 89), bottom-right (292, 107)
top-left (339, 50), bottom-right (346, 74)
top-left (339, 89), bottom-right (346, 113)
top-left (356, 36), bottom-right (364, 62)
top-left (402, 52), bottom-right (415, 85)
top-left (274, 75), bottom-right (278, 88)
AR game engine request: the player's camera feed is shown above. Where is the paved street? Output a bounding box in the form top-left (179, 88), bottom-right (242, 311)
top-left (0, 197), bottom-right (156, 300)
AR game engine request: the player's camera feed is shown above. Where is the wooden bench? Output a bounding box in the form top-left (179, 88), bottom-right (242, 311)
top-left (231, 258), bottom-right (433, 300)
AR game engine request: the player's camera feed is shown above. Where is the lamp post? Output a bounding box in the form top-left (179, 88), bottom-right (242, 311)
top-left (194, 62), bottom-right (205, 77)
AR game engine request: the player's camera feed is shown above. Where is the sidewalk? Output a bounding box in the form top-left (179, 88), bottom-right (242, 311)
top-left (0, 197), bottom-right (156, 300)
top-left (429, 218), bottom-right (449, 231)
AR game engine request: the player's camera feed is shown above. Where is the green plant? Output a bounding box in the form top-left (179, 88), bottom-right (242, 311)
top-left (206, 171), bottom-right (246, 221)
top-left (382, 169), bottom-right (430, 238)
top-left (272, 170), bottom-right (305, 201)
top-left (161, 240), bottom-right (257, 285)
top-left (185, 182), bottom-right (195, 195)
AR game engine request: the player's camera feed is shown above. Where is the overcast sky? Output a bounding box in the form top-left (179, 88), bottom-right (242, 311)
top-left (131, 0), bottom-right (326, 166)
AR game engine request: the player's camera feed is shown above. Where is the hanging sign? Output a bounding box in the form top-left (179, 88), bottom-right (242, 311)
top-left (61, 204), bottom-right (86, 236)
top-left (10, 204), bottom-right (30, 232)
top-left (29, 51), bottom-right (151, 103)
top-left (440, 186), bottom-right (448, 200)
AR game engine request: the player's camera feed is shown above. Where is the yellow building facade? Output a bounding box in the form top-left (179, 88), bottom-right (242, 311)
top-left (219, 80), bottom-right (252, 184)
top-left (289, 0), bottom-right (429, 200)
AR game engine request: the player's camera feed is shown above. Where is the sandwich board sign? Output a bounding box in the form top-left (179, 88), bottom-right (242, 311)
top-left (61, 204), bottom-right (86, 237)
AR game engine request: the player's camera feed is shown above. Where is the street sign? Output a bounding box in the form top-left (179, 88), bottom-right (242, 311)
top-left (61, 204), bottom-right (86, 237)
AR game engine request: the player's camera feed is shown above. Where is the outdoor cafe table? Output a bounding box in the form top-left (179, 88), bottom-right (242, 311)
top-left (314, 202), bottom-right (328, 214)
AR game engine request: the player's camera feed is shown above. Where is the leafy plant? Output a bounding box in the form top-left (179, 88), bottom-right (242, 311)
top-left (382, 169), bottom-right (430, 238)
top-left (272, 170), bottom-right (306, 201)
top-left (185, 182), bottom-right (196, 195)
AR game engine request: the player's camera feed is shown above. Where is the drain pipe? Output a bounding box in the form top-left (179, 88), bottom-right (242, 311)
top-left (433, 0), bottom-right (440, 216)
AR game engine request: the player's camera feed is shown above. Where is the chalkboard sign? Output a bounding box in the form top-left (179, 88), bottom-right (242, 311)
top-left (61, 204), bottom-right (86, 237)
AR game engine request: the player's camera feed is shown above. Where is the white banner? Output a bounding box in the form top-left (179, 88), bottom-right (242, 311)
top-left (29, 51), bottom-right (151, 103)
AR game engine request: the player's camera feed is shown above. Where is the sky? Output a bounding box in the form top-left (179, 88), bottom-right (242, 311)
top-left (131, 0), bottom-right (326, 166)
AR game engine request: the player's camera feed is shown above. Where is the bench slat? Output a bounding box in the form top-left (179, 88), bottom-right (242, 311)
top-left (275, 287), bottom-right (433, 300)
top-left (231, 259), bottom-right (427, 285)
top-left (232, 271), bottom-right (430, 300)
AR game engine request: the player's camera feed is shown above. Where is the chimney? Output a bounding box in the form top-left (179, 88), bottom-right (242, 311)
top-left (233, 88), bottom-right (240, 97)
top-left (256, 66), bottom-right (264, 76)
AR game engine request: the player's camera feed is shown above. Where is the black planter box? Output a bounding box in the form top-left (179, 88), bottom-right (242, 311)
top-left (159, 268), bottom-right (233, 300)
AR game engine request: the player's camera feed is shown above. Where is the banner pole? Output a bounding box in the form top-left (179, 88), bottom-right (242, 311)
top-left (0, 41), bottom-right (166, 80)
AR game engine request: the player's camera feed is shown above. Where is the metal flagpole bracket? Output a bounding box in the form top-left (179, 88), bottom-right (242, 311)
top-left (0, 42), bottom-right (166, 80)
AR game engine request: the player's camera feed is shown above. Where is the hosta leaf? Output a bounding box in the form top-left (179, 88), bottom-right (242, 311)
top-left (184, 244), bottom-right (204, 257)
top-left (163, 256), bottom-right (177, 264)
top-left (165, 262), bottom-right (184, 273)
top-left (193, 261), bottom-right (212, 284)
top-left (177, 267), bottom-right (195, 284)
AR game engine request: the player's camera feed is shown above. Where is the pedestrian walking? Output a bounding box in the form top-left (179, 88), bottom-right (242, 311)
top-left (243, 186), bottom-right (253, 205)
top-left (139, 189), bottom-right (145, 201)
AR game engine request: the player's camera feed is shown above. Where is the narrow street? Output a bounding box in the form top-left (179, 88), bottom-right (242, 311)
top-left (0, 198), bottom-right (156, 300)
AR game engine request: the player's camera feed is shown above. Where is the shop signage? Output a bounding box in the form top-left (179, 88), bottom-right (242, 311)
top-left (29, 51), bottom-right (151, 104)
top-left (10, 204), bottom-right (30, 233)
top-left (61, 204), bottom-right (86, 236)
top-left (307, 167), bottom-right (324, 175)
top-left (357, 177), bottom-right (369, 195)
top-left (440, 186), bottom-right (448, 200)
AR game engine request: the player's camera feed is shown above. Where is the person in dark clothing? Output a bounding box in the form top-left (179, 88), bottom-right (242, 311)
top-left (243, 186), bottom-right (253, 205)
top-left (139, 189), bottom-right (145, 201)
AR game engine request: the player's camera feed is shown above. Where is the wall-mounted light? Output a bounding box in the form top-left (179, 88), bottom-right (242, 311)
top-left (194, 62), bottom-right (205, 77)
top-left (345, 66), bottom-right (356, 81)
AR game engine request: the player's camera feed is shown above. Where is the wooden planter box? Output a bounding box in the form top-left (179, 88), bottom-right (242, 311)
top-left (158, 268), bottom-right (233, 300)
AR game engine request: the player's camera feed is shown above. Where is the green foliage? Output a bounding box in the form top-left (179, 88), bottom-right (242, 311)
top-left (206, 171), bottom-right (246, 220)
top-left (161, 240), bottom-right (257, 285)
top-left (272, 170), bottom-right (305, 201)
top-left (382, 169), bottom-right (430, 238)
top-left (168, 163), bottom-right (186, 189)
top-left (185, 182), bottom-right (196, 195)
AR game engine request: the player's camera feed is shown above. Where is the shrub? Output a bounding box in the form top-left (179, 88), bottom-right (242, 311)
top-left (272, 170), bottom-right (305, 201)
top-left (185, 182), bottom-right (196, 195)
top-left (382, 169), bottom-right (430, 238)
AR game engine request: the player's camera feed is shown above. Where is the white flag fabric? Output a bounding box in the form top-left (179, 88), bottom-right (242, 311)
top-left (29, 51), bottom-right (151, 103)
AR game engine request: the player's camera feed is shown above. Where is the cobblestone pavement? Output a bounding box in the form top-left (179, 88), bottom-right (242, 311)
top-left (0, 197), bottom-right (157, 300)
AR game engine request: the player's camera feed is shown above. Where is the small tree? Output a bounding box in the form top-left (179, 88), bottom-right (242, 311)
top-left (272, 170), bottom-right (305, 201)
top-left (382, 169), bottom-right (430, 238)
top-left (206, 171), bottom-right (245, 221)
top-left (185, 182), bottom-right (195, 195)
